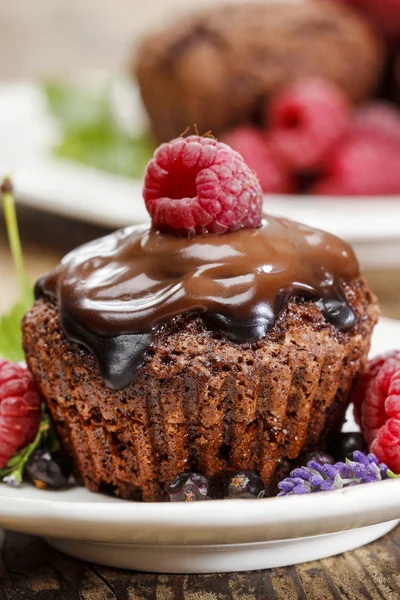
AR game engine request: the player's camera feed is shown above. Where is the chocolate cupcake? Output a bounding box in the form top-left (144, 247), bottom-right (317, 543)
top-left (134, 1), bottom-right (383, 142)
top-left (22, 136), bottom-right (379, 501)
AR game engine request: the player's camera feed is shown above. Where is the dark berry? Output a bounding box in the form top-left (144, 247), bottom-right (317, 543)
top-left (26, 450), bottom-right (72, 489)
top-left (329, 432), bottom-right (368, 462)
top-left (167, 472), bottom-right (209, 502)
top-left (295, 451), bottom-right (335, 468)
top-left (224, 470), bottom-right (265, 499)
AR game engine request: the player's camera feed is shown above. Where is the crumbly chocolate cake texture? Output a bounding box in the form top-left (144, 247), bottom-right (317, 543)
top-left (135, 1), bottom-right (383, 142)
top-left (23, 279), bottom-right (378, 501)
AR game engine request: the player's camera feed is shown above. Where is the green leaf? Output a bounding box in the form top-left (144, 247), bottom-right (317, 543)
top-left (0, 179), bottom-right (34, 361)
top-left (387, 469), bottom-right (399, 479)
top-left (43, 80), bottom-right (154, 179)
top-left (6, 449), bottom-right (27, 469)
top-left (54, 127), bottom-right (153, 179)
top-left (44, 81), bottom-right (111, 129)
top-left (0, 301), bottom-right (27, 362)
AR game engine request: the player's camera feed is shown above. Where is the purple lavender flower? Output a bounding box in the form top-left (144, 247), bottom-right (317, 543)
top-left (277, 451), bottom-right (397, 496)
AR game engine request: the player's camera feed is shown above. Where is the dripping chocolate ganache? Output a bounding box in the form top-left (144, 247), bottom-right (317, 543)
top-left (36, 216), bottom-right (359, 390)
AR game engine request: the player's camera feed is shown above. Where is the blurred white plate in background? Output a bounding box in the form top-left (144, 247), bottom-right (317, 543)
top-left (1, 81), bottom-right (400, 268)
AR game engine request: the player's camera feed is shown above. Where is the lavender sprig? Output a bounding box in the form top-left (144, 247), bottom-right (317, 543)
top-left (278, 451), bottom-right (398, 496)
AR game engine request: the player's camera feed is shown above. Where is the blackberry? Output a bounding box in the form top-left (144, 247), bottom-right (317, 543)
top-left (224, 470), bottom-right (265, 499)
top-left (167, 472), bottom-right (209, 502)
top-left (26, 450), bottom-right (72, 489)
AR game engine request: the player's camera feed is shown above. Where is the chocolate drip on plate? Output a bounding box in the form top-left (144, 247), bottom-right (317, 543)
top-left (36, 216), bottom-right (359, 389)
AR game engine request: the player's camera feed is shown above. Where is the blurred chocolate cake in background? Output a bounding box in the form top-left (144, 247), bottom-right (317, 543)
top-left (134, 0), bottom-right (383, 142)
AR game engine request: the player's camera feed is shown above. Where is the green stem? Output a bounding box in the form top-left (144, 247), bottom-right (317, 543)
top-left (1, 177), bottom-right (31, 300)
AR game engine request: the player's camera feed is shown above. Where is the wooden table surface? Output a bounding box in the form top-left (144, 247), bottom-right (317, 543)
top-left (0, 527), bottom-right (398, 599)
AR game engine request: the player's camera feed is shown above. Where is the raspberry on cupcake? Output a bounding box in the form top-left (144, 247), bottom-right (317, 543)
top-left (143, 135), bottom-right (263, 234)
top-left (22, 136), bottom-right (379, 501)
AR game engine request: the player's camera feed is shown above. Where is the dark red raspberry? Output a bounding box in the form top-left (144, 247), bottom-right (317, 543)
top-left (268, 78), bottom-right (350, 172)
top-left (0, 360), bottom-right (41, 468)
top-left (352, 351), bottom-right (400, 473)
top-left (143, 135), bottom-right (263, 235)
top-left (312, 132), bottom-right (400, 195)
top-left (222, 126), bottom-right (293, 194)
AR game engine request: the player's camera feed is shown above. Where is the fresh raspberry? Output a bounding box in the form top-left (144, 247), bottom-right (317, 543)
top-left (312, 132), bottom-right (400, 195)
top-left (353, 351), bottom-right (400, 426)
top-left (351, 102), bottom-right (400, 147)
top-left (222, 126), bottom-right (293, 194)
top-left (0, 360), bottom-right (41, 468)
top-left (371, 418), bottom-right (400, 474)
top-left (352, 351), bottom-right (400, 473)
top-left (143, 135), bottom-right (263, 235)
top-left (267, 79), bottom-right (350, 172)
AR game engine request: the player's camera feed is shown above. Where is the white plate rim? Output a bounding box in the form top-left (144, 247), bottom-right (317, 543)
top-left (0, 478), bottom-right (399, 546)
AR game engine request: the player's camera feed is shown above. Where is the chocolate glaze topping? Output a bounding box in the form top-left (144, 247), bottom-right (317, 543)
top-left (36, 216), bottom-right (359, 389)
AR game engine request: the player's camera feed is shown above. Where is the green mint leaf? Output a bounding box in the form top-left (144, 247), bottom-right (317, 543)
top-left (0, 179), bottom-right (33, 361)
top-left (5, 446), bottom-right (29, 469)
top-left (43, 80), bottom-right (154, 179)
top-left (0, 299), bottom-right (30, 362)
top-left (53, 127), bottom-right (153, 179)
top-left (44, 81), bottom-right (111, 129)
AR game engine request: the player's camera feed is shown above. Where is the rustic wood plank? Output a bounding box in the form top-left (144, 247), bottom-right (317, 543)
top-left (0, 527), bottom-right (399, 599)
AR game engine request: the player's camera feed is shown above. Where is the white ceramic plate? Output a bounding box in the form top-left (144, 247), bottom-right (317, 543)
top-left (0, 317), bottom-right (399, 573)
top-left (1, 82), bottom-right (400, 268)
